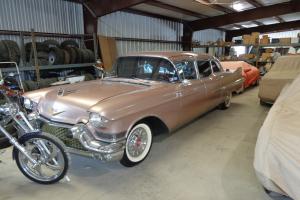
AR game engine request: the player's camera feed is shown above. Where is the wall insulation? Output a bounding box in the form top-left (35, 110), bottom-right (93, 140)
top-left (98, 11), bottom-right (183, 56)
top-left (0, 0), bottom-right (84, 44)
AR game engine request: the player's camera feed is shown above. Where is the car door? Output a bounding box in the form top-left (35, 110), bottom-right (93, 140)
top-left (197, 60), bottom-right (222, 110)
top-left (175, 59), bottom-right (206, 126)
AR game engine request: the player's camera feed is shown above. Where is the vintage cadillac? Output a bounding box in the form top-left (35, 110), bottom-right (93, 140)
top-left (23, 52), bottom-right (243, 167)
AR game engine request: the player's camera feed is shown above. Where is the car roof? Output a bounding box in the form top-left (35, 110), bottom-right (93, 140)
top-left (121, 51), bottom-right (213, 62)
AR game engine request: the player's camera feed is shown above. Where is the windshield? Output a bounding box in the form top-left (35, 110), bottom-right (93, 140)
top-left (113, 56), bottom-right (179, 83)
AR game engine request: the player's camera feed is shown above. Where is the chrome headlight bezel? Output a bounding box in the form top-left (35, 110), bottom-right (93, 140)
top-left (23, 98), bottom-right (38, 111)
top-left (89, 112), bottom-right (108, 128)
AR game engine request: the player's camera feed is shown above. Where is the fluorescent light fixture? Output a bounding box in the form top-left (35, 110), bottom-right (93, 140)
top-left (241, 24), bottom-right (259, 28)
top-left (194, 0), bottom-right (210, 5)
top-left (232, 2), bottom-right (245, 11)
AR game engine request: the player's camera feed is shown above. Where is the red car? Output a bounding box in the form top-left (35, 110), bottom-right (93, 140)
top-left (221, 61), bottom-right (260, 92)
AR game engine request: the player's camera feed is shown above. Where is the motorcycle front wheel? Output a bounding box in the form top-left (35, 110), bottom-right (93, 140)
top-left (13, 132), bottom-right (69, 184)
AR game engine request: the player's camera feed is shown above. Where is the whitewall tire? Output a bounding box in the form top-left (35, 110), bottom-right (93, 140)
top-left (120, 123), bottom-right (153, 167)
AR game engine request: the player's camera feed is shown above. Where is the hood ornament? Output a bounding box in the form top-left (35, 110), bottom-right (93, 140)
top-left (57, 88), bottom-right (64, 96)
top-left (57, 88), bottom-right (77, 96)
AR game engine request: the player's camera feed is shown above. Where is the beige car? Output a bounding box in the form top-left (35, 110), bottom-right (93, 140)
top-left (259, 55), bottom-right (300, 104)
top-left (23, 52), bottom-right (243, 167)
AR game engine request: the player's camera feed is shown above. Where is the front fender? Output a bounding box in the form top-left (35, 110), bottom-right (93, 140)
top-left (12, 132), bottom-right (42, 160)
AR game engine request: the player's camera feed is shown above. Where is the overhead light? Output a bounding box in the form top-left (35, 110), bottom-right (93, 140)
top-left (241, 24), bottom-right (259, 28)
top-left (194, 0), bottom-right (210, 5)
top-left (232, 27), bottom-right (241, 30)
top-left (232, 2), bottom-right (245, 11)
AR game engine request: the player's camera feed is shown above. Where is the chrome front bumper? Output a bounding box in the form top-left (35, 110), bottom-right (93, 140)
top-left (33, 114), bottom-right (125, 161)
top-left (70, 124), bottom-right (125, 161)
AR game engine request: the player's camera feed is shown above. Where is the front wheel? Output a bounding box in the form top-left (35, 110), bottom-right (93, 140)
top-left (14, 132), bottom-right (69, 184)
top-left (120, 123), bottom-right (153, 167)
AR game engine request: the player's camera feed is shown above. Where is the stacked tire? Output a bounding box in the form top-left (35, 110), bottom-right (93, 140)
top-left (25, 42), bottom-right (49, 65)
top-left (0, 40), bottom-right (20, 64)
top-left (61, 40), bottom-right (95, 64)
top-left (2, 39), bottom-right (95, 66)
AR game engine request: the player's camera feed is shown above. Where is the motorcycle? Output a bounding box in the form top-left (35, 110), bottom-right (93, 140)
top-left (0, 62), bottom-right (69, 184)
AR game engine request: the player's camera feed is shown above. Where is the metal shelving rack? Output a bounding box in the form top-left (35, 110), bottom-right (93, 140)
top-left (0, 29), bottom-right (98, 80)
top-left (192, 43), bottom-right (300, 67)
top-left (192, 43), bottom-right (300, 48)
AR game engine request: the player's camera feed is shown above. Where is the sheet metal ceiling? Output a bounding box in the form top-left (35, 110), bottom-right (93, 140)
top-left (130, 0), bottom-right (298, 30)
top-left (131, 4), bottom-right (199, 21)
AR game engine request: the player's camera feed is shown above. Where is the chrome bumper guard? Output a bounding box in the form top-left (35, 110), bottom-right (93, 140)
top-left (70, 124), bottom-right (125, 161)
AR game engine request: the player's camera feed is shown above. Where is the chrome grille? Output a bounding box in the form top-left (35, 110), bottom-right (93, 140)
top-left (41, 123), bottom-right (86, 151)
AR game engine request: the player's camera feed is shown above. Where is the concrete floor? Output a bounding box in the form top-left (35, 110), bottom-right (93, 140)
top-left (0, 87), bottom-right (278, 200)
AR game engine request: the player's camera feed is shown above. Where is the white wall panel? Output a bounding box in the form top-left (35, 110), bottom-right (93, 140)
top-left (0, 0), bottom-right (84, 34)
top-left (98, 11), bottom-right (183, 56)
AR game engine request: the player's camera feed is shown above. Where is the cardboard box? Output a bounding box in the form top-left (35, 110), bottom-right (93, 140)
top-left (250, 36), bottom-right (259, 45)
top-left (251, 32), bottom-right (260, 38)
top-left (240, 54), bottom-right (256, 59)
top-left (243, 35), bottom-right (251, 45)
top-left (261, 53), bottom-right (272, 61)
top-left (265, 48), bottom-right (273, 53)
top-left (260, 38), bottom-right (269, 45)
top-left (280, 38), bottom-right (291, 45)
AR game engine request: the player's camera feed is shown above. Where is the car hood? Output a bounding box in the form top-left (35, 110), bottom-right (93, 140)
top-left (36, 79), bottom-right (153, 124)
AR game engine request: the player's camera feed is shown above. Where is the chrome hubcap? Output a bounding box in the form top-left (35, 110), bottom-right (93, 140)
top-left (127, 127), bottom-right (148, 158)
top-left (225, 92), bottom-right (232, 106)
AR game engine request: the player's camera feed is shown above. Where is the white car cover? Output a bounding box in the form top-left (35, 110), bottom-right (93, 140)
top-left (258, 55), bottom-right (300, 103)
top-left (254, 74), bottom-right (300, 200)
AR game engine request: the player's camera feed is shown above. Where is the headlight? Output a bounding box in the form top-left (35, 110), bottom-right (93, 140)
top-left (23, 98), bottom-right (38, 111)
top-left (89, 112), bottom-right (108, 128)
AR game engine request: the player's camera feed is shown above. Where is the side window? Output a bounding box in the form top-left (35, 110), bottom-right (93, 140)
top-left (197, 61), bottom-right (212, 77)
top-left (156, 61), bottom-right (179, 83)
top-left (211, 60), bottom-right (221, 73)
top-left (175, 60), bottom-right (197, 80)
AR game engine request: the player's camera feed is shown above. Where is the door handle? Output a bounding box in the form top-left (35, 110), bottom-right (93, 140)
top-left (175, 91), bottom-right (182, 97)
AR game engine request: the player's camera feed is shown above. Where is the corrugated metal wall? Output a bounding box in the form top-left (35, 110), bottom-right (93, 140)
top-left (192, 29), bottom-right (225, 54)
top-left (0, 0), bottom-right (84, 45)
top-left (264, 30), bottom-right (300, 39)
top-left (98, 11), bottom-right (183, 56)
top-left (0, 0), bottom-right (83, 34)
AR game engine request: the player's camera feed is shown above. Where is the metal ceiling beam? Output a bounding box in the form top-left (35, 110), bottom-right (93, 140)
top-left (244, 0), bottom-right (285, 23)
top-left (195, 0), bottom-right (264, 31)
top-left (189, 1), bottom-right (300, 31)
top-left (123, 8), bottom-right (187, 23)
top-left (145, 0), bottom-right (206, 18)
top-left (82, 0), bottom-right (149, 17)
top-left (226, 20), bottom-right (300, 38)
top-left (195, 0), bottom-right (233, 13)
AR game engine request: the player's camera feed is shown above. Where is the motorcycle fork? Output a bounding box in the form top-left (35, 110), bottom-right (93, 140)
top-left (0, 125), bottom-right (38, 165)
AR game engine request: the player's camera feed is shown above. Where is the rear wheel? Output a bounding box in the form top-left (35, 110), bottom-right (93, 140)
top-left (120, 123), bottom-right (153, 167)
top-left (219, 91), bottom-right (232, 109)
